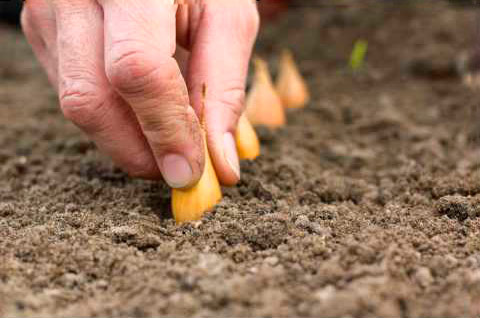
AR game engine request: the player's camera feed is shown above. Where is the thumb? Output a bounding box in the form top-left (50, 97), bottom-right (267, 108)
top-left (187, 0), bottom-right (259, 186)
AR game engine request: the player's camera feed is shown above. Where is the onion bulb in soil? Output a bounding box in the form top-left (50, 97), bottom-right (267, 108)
top-left (171, 86), bottom-right (222, 224)
top-left (235, 114), bottom-right (260, 160)
top-left (276, 49), bottom-right (310, 109)
top-left (245, 57), bottom-right (286, 129)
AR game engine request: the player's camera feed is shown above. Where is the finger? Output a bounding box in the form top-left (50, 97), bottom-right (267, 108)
top-left (54, 0), bottom-right (161, 179)
top-left (187, 0), bottom-right (260, 186)
top-left (99, 0), bottom-right (204, 189)
top-left (21, 0), bottom-right (58, 85)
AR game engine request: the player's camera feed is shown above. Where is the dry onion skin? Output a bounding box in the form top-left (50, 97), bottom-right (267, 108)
top-left (171, 86), bottom-right (222, 224)
top-left (276, 49), bottom-right (310, 109)
top-left (245, 57), bottom-right (286, 129)
top-left (235, 114), bottom-right (260, 160)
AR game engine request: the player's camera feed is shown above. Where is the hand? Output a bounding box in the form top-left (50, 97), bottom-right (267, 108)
top-left (21, 0), bottom-right (259, 188)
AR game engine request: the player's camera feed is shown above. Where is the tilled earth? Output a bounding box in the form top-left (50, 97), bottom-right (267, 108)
top-left (1, 2), bottom-right (480, 317)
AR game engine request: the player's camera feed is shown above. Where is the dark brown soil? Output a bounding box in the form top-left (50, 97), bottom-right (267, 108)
top-left (2, 2), bottom-right (480, 317)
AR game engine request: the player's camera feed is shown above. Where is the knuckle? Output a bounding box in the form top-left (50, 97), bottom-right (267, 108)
top-left (106, 43), bottom-right (186, 105)
top-left (59, 82), bottom-right (106, 130)
top-left (106, 46), bottom-right (163, 96)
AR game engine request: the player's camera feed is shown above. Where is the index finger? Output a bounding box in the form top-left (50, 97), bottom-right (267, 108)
top-left (98, 0), bottom-right (205, 189)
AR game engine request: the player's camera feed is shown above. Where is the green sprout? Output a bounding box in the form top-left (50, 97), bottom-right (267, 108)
top-left (349, 39), bottom-right (368, 71)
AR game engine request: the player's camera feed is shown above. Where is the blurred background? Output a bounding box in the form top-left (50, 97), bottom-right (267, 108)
top-left (0, 0), bottom-right (22, 25)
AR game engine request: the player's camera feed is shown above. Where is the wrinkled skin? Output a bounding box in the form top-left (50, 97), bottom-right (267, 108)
top-left (21, 0), bottom-right (259, 188)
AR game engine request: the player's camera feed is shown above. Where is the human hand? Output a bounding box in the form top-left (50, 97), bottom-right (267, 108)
top-left (21, 0), bottom-right (259, 188)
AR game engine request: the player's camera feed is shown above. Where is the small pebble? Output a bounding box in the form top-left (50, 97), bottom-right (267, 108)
top-left (264, 256), bottom-right (279, 266)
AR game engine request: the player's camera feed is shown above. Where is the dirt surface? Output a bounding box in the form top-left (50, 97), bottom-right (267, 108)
top-left (2, 2), bottom-right (480, 317)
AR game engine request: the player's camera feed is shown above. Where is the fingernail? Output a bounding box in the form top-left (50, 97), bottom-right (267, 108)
top-left (161, 154), bottom-right (193, 188)
top-left (223, 132), bottom-right (240, 180)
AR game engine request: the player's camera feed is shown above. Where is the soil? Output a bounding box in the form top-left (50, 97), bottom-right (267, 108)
top-left (1, 2), bottom-right (480, 317)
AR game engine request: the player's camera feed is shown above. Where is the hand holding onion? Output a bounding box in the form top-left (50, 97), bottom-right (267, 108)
top-left (21, 0), bottom-right (259, 190)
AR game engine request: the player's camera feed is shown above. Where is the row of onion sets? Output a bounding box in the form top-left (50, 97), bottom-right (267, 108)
top-left (173, 49), bottom-right (310, 224)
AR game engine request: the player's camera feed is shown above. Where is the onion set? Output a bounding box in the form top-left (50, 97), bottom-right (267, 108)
top-left (245, 57), bottom-right (286, 129)
top-left (276, 49), bottom-right (310, 109)
top-left (171, 86), bottom-right (222, 224)
top-left (235, 114), bottom-right (260, 160)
